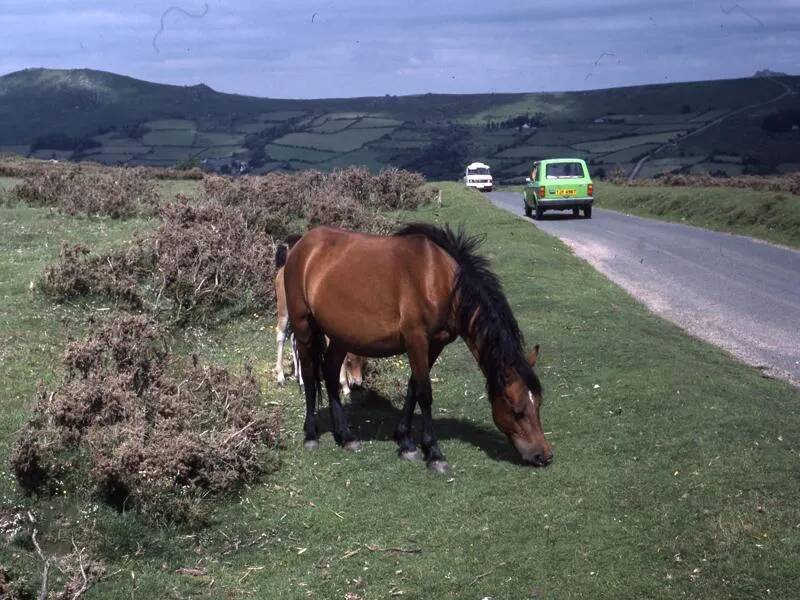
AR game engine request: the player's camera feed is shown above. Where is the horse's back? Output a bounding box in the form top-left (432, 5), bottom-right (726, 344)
top-left (284, 226), bottom-right (456, 356)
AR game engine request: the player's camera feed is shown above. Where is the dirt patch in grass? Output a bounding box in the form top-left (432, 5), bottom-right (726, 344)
top-left (11, 314), bottom-right (282, 523)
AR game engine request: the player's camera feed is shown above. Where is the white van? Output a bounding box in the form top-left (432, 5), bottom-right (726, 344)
top-left (464, 162), bottom-right (493, 191)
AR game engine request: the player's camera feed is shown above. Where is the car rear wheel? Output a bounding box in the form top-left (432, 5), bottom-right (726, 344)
top-left (584, 206), bottom-right (592, 219)
top-left (572, 208), bottom-right (580, 217)
top-left (524, 204), bottom-right (532, 218)
top-left (535, 205), bottom-right (544, 220)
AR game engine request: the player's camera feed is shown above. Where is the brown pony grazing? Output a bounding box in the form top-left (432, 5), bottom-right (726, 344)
top-left (283, 223), bottom-right (552, 472)
top-left (274, 237), bottom-right (365, 395)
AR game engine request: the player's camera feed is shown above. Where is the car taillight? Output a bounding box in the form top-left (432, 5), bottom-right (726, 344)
top-left (588, 183), bottom-right (594, 196)
top-left (538, 186), bottom-right (546, 197)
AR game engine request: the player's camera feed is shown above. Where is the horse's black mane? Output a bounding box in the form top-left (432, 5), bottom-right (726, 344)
top-left (395, 223), bottom-right (542, 398)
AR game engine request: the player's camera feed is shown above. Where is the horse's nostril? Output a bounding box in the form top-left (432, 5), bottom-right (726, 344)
top-left (529, 452), bottom-right (553, 467)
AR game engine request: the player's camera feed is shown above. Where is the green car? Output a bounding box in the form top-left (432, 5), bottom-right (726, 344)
top-left (523, 158), bottom-right (594, 219)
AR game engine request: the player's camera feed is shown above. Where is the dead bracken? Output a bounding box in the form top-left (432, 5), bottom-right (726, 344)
top-left (39, 166), bottom-right (434, 324)
top-left (11, 313), bottom-right (282, 523)
top-left (14, 165), bottom-right (161, 218)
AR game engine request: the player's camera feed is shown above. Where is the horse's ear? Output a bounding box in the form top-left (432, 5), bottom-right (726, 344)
top-left (527, 344), bottom-right (540, 367)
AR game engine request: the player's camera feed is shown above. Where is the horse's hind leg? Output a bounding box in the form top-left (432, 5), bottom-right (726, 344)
top-left (294, 317), bottom-right (320, 449)
top-left (324, 342), bottom-right (360, 452)
top-left (291, 333), bottom-right (302, 385)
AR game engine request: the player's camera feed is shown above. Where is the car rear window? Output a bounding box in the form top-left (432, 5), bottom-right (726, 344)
top-left (545, 162), bottom-right (585, 178)
top-left (468, 168), bottom-right (490, 175)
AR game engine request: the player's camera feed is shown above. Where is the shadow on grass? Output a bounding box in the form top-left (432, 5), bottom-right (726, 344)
top-left (313, 386), bottom-right (523, 465)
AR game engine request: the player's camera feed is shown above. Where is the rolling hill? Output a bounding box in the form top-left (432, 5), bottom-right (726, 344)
top-left (1, 68), bottom-right (798, 180)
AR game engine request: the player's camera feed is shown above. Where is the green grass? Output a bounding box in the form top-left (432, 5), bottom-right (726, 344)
top-left (596, 182), bottom-right (800, 249)
top-left (1, 182), bottom-right (799, 598)
top-left (310, 119), bottom-right (358, 133)
top-left (264, 144), bottom-right (338, 163)
top-left (194, 131), bottom-right (246, 147)
top-left (144, 119), bottom-right (196, 130)
top-left (272, 128), bottom-right (396, 153)
top-left (576, 131), bottom-right (686, 153)
top-left (141, 129), bottom-right (196, 146)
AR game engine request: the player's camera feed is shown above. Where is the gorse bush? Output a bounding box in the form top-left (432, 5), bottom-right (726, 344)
top-left (624, 171), bottom-right (800, 195)
top-left (11, 314), bottom-right (282, 523)
top-left (15, 165), bottom-right (160, 218)
top-left (0, 155), bottom-right (203, 181)
top-left (39, 165), bottom-right (434, 323)
top-left (42, 202), bottom-right (277, 324)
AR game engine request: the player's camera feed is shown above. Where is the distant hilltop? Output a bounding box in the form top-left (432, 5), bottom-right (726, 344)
top-left (753, 69), bottom-right (789, 78)
top-left (0, 67), bottom-right (798, 180)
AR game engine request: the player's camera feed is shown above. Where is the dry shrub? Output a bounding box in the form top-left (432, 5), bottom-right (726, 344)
top-left (152, 201), bottom-right (276, 322)
top-left (40, 202), bottom-right (276, 324)
top-left (0, 566), bottom-right (24, 600)
top-left (38, 165), bottom-right (431, 323)
top-left (0, 156), bottom-right (204, 181)
top-left (140, 165), bottom-right (204, 180)
top-left (15, 166), bottom-right (160, 218)
top-left (627, 171), bottom-right (800, 195)
top-left (41, 242), bottom-right (149, 307)
top-left (11, 314), bottom-right (282, 523)
top-left (305, 189), bottom-right (395, 235)
top-left (202, 166), bottom-right (434, 235)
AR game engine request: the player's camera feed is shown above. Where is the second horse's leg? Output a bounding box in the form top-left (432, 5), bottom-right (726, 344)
top-left (324, 342), bottom-right (360, 452)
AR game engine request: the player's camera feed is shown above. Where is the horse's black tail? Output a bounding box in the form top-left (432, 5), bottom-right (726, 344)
top-left (309, 319), bottom-right (327, 402)
top-left (275, 233), bottom-right (304, 269)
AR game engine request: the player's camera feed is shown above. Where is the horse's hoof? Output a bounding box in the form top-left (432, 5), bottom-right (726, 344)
top-left (428, 460), bottom-right (450, 474)
top-left (276, 374), bottom-right (285, 384)
top-left (399, 449), bottom-right (422, 462)
top-left (303, 440), bottom-right (319, 451)
top-left (343, 440), bottom-right (362, 453)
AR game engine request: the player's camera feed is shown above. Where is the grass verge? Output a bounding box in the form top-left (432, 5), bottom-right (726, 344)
top-left (595, 182), bottom-right (800, 249)
top-left (1, 182), bottom-right (798, 598)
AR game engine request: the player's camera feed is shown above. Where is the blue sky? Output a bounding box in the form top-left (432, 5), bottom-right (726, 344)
top-left (1, 1), bottom-right (797, 98)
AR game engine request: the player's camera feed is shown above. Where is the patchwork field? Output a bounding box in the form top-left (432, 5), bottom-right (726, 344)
top-left (1, 68), bottom-right (798, 179)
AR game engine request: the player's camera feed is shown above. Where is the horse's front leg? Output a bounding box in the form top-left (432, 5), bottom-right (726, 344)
top-left (324, 342), bottom-right (360, 452)
top-left (405, 337), bottom-right (448, 473)
top-left (395, 378), bottom-right (421, 461)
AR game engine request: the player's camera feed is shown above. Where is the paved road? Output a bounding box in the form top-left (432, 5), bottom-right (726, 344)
top-left (488, 191), bottom-right (800, 385)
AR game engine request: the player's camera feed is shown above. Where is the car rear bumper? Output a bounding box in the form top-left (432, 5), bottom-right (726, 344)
top-left (537, 197), bottom-right (593, 209)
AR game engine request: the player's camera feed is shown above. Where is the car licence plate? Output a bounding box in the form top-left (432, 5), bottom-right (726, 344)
top-left (556, 189), bottom-right (576, 197)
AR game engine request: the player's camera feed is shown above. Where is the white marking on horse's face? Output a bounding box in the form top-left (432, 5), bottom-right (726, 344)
top-left (528, 391), bottom-right (535, 407)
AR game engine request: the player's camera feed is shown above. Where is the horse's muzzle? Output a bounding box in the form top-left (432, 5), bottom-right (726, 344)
top-left (523, 450), bottom-right (553, 467)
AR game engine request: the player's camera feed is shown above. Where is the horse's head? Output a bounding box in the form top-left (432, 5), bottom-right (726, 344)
top-left (490, 345), bottom-right (553, 467)
top-left (344, 353), bottom-right (365, 387)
